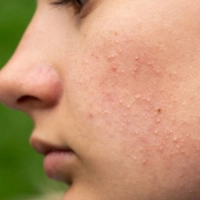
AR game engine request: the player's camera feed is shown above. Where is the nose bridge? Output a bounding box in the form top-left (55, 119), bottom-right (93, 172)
top-left (0, 16), bottom-right (63, 112)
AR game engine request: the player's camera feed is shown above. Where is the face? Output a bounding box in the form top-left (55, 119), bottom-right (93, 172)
top-left (1, 0), bottom-right (200, 199)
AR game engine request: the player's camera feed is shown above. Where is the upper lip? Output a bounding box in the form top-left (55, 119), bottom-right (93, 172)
top-left (30, 135), bottom-right (74, 156)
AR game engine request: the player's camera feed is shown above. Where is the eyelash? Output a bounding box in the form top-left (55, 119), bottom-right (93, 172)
top-left (51, 0), bottom-right (84, 10)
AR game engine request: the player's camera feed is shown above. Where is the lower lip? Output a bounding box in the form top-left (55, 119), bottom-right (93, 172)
top-left (44, 150), bottom-right (75, 182)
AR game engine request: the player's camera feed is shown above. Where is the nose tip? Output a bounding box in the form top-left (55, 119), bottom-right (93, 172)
top-left (0, 63), bottom-right (62, 113)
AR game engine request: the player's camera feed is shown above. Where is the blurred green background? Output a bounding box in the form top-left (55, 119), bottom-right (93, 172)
top-left (0, 1), bottom-right (64, 199)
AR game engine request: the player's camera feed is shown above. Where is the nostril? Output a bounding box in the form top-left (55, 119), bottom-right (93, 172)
top-left (0, 65), bottom-right (62, 110)
top-left (16, 95), bottom-right (44, 111)
top-left (17, 95), bottom-right (41, 104)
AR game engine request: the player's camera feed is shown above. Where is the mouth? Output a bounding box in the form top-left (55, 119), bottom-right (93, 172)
top-left (30, 137), bottom-right (76, 184)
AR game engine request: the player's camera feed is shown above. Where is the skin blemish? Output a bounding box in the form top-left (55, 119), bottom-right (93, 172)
top-left (115, 39), bottom-right (119, 44)
top-left (135, 56), bottom-right (139, 60)
top-left (154, 130), bottom-right (159, 135)
top-left (108, 55), bottom-right (117, 60)
top-left (111, 66), bottom-right (118, 72)
top-left (173, 136), bottom-right (178, 143)
top-left (156, 119), bottom-right (161, 123)
top-left (133, 156), bottom-right (137, 160)
top-left (89, 112), bottom-right (94, 119)
top-left (157, 108), bottom-right (162, 114)
top-left (135, 94), bottom-right (141, 99)
top-left (126, 104), bottom-right (131, 109)
top-left (147, 62), bottom-right (153, 66)
top-left (104, 110), bottom-right (108, 114)
top-left (142, 159), bottom-right (147, 165)
top-left (121, 123), bottom-right (125, 127)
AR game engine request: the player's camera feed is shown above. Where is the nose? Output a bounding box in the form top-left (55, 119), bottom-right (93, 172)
top-left (0, 63), bottom-right (62, 113)
top-left (0, 37), bottom-right (62, 115)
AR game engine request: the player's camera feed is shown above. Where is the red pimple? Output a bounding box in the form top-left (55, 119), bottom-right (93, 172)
top-left (111, 66), bottom-right (117, 71)
top-left (89, 112), bottom-right (94, 119)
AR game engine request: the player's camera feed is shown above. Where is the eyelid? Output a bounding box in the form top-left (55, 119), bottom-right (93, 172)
top-left (51, 0), bottom-right (84, 8)
top-left (51, 0), bottom-right (91, 19)
top-left (51, 0), bottom-right (73, 6)
top-left (51, 0), bottom-right (86, 15)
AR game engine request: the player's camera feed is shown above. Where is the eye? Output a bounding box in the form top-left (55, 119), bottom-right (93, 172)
top-left (51, 0), bottom-right (87, 9)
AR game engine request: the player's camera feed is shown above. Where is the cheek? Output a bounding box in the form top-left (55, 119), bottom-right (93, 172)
top-left (57, 2), bottom-right (200, 197)
top-left (68, 30), bottom-right (163, 154)
top-left (68, 0), bottom-right (200, 149)
top-left (69, 45), bottom-right (200, 195)
top-left (71, 0), bottom-right (200, 128)
top-left (61, 7), bottom-right (200, 196)
top-left (72, 26), bottom-right (167, 132)
top-left (68, 16), bottom-right (197, 143)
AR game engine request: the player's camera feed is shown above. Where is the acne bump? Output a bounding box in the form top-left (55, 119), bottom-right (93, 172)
top-left (89, 112), bottom-right (94, 119)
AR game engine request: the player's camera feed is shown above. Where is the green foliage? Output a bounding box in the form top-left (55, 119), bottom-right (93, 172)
top-left (0, 0), bottom-right (35, 67)
top-left (0, 1), bottom-right (65, 199)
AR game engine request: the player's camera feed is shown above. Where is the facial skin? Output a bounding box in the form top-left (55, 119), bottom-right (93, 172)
top-left (1, 0), bottom-right (200, 199)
